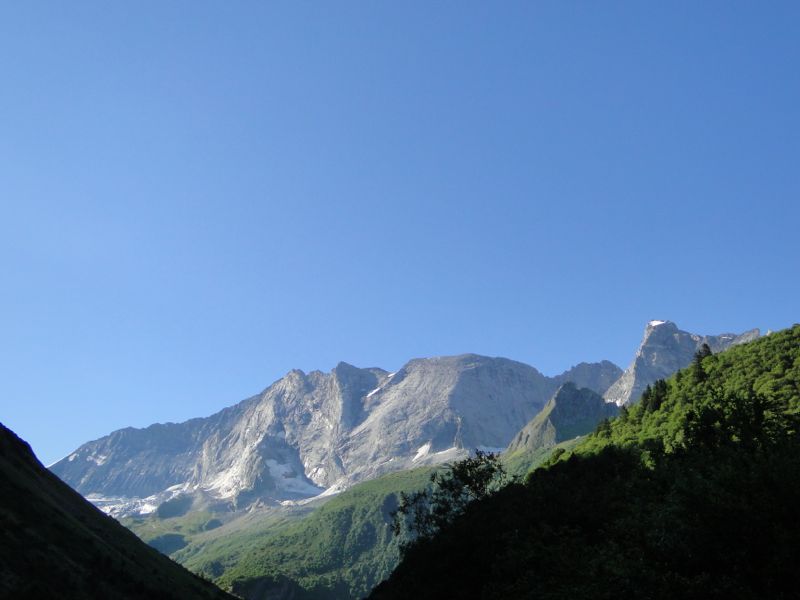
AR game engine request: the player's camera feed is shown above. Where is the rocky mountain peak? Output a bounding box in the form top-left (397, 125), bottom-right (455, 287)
top-left (49, 355), bottom-right (549, 514)
top-left (553, 360), bottom-right (623, 393)
top-left (53, 351), bottom-right (627, 516)
top-left (603, 320), bottom-right (760, 406)
top-left (51, 321), bottom-right (761, 517)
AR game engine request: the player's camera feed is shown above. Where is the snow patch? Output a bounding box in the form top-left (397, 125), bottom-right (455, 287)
top-left (413, 442), bottom-right (432, 462)
top-left (433, 446), bottom-right (460, 457)
top-left (138, 502), bottom-right (158, 515)
top-left (265, 459), bottom-right (324, 496)
top-left (279, 482), bottom-right (345, 506)
top-left (205, 452), bottom-right (323, 500)
top-left (366, 372), bottom-right (396, 398)
top-left (46, 453), bottom-right (78, 468)
top-left (317, 483), bottom-right (345, 498)
top-left (648, 320), bottom-right (667, 327)
top-left (86, 453), bottom-right (108, 466)
top-left (86, 492), bottom-right (176, 518)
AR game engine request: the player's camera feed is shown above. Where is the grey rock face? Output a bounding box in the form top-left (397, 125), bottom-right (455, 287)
top-left (506, 383), bottom-right (619, 454)
top-left (603, 320), bottom-right (760, 406)
top-left (343, 355), bottom-right (555, 480)
top-left (52, 354), bottom-right (621, 514)
top-left (553, 360), bottom-right (622, 395)
top-left (51, 355), bottom-right (620, 514)
top-left (50, 321), bottom-right (760, 515)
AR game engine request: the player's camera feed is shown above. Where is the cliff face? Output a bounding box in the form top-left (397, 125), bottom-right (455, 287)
top-left (51, 355), bottom-right (618, 515)
top-left (603, 320), bottom-right (760, 406)
top-left (51, 320), bottom-right (758, 517)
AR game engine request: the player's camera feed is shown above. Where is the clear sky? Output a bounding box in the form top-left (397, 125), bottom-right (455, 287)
top-left (1, 2), bottom-right (798, 465)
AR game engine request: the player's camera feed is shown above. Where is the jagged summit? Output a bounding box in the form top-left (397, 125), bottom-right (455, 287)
top-left (603, 321), bottom-right (760, 406)
top-left (51, 321), bottom-right (759, 517)
top-left (51, 354), bottom-right (619, 517)
top-left (553, 360), bottom-right (622, 393)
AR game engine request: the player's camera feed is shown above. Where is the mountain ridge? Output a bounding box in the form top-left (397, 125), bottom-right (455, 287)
top-left (603, 320), bottom-right (759, 406)
top-left (51, 354), bottom-right (620, 516)
top-left (50, 321), bottom-right (757, 519)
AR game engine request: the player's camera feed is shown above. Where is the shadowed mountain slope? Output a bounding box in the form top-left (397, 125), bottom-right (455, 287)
top-left (0, 422), bottom-right (235, 600)
top-left (506, 382), bottom-right (618, 455)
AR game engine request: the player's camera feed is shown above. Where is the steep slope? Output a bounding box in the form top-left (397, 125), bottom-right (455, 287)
top-left (505, 382), bottom-right (618, 454)
top-left (603, 320), bottom-right (759, 405)
top-left (203, 468), bottom-right (434, 600)
top-left (130, 452), bottom-right (568, 600)
top-left (552, 360), bottom-right (622, 395)
top-left (371, 325), bottom-right (800, 600)
top-left (0, 423), bottom-right (234, 600)
top-left (343, 355), bottom-right (554, 474)
top-left (52, 355), bottom-right (618, 516)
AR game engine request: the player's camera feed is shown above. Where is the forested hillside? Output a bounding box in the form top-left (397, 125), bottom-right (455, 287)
top-left (371, 325), bottom-right (800, 600)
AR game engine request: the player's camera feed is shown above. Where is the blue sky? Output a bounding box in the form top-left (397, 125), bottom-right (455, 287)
top-left (1, 2), bottom-right (798, 465)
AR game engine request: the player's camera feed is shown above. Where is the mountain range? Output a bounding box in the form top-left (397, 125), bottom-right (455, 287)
top-left (51, 320), bottom-right (757, 519)
top-left (51, 356), bottom-right (620, 515)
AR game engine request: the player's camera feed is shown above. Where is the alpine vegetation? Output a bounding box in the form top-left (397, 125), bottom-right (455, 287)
top-left (370, 325), bottom-right (800, 600)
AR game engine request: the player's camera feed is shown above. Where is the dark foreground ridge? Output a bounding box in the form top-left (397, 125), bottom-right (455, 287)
top-left (371, 325), bottom-right (800, 600)
top-left (0, 422), bottom-right (235, 600)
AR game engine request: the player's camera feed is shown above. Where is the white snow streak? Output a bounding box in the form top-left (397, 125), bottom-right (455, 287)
top-left (413, 442), bottom-right (432, 462)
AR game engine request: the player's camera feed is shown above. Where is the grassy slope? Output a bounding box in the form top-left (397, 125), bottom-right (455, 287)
top-left (371, 325), bottom-right (800, 600)
top-left (122, 439), bottom-right (568, 599)
top-left (124, 501), bottom-right (320, 565)
top-left (0, 423), bottom-right (235, 600)
top-left (126, 467), bottom-right (439, 599)
top-left (213, 468), bottom-right (434, 599)
top-left (163, 452), bottom-right (563, 599)
top-left (203, 448), bottom-right (567, 598)
top-left (502, 436), bottom-right (582, 480)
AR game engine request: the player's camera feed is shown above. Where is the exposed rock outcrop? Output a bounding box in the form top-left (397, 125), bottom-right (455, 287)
top-left (603, 320), bottom-right (759, 406)
top-left (51, 356), bottom-right (618, 515)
